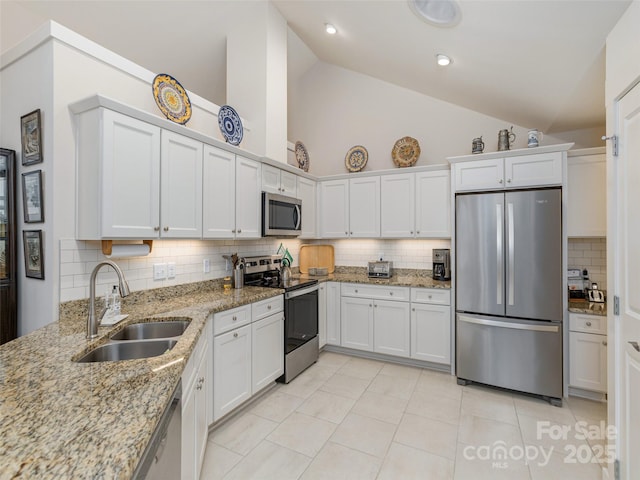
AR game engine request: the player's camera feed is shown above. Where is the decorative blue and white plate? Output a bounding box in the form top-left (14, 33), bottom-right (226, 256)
top-left (345, 145), bottom-right (368, 172)
top-left (152, 74), bottom-right (192, 124)
top-left (218, 105), bottom-right (243, 146)
top-left (295, 141), bottom-right (310, 172)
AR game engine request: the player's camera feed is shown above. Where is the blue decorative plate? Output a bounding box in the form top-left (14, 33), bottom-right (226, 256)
top-left (218, 105), bottom-right (243, 146)
top-left (295, 141), bottom-right (310, 172)
top-left (152, 74), bottom-right (192, 124)
top-left (345, 145), bottom-right (368, 172)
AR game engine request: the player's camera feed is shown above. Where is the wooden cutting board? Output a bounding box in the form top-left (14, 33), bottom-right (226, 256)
top-left (299, 244), bottom-right (335, 274)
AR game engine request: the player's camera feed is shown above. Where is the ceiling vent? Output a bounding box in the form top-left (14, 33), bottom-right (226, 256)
top-left (409, 0), bottom-right (462, 27)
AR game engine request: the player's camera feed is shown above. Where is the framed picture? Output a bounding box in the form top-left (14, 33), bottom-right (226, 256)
top-left (20, 109), bottom-right (42, 166)
top-left (23, 230), bottom-right (44, 279)
top-left (22, 170), bottom-right (43, 223)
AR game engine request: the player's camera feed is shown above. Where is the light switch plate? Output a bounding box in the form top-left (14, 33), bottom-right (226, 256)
top-left (167, 262), bottom-right (176, 279)
top-left (153, 263), bottom-right (167, 280)
top-left (203, 259), bottom-right (210, 273)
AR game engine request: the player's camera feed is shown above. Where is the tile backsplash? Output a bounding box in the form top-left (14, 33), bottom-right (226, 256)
top-left (568, 237), bottom-right (607, 290)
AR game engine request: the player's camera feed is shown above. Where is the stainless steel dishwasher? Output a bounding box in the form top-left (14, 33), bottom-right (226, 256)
top-left (133, 380), bottom-right (182, 479)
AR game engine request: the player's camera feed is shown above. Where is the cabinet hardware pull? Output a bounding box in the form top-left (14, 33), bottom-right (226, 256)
top-left (345, 231), bottom-right (348, 235)
top-left (603, 340), bottom-right (607, 346)
top-left (355, 289), bottom-right (358, 293)
top-left (154, 226), bottom-right (160, 232)
top-left (374, 304), bottom-right (377, 308)
top-left (369, 304), bottom-right (372, 307)
top-left (412, 308), bottom-right (415, 311)
top-left (237, 229), bottom-right (242, 233)
top-left (234, 332), bottom-right (238, 338)
top-left (428, 295), bottom-right (432, 299)
top-left (410, 231), bottom-right (413, 235)
top-left (499, 179), bottom-right (504, 184)
top-left (232, 229), bottom-right (236, 233)
top-left (417, 231), bottom-right (420, 234)
top-left (163, 226), bottom-right (169, 232)
top-left (507, 179), bottom-right (512, 183)
top-left (586, 321), bottom-right (592, 327)
top-left (232, 316), bottom-right (237, 321)
top-left (350, 231), bottom-right (353, 235)
top-left (390, 292), bottom-right (393, 296)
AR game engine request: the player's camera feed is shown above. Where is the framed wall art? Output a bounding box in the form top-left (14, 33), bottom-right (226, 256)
top-left (23, 230), bottom-right (44, 279)
top-left (20, 109), bottom-right (43, 166)
top-left (22, 170), bottom-right (43, 223)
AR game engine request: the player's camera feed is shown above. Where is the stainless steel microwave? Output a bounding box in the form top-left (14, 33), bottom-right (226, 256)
top-left (262, 192), bottom-right (302, 237)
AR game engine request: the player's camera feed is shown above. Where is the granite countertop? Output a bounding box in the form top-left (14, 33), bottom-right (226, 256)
top-left (0, 281), bottom-right (283, 479)
top-left (568, 299), bottom-right (608, 316)
top-left (297, 267), bottom-right (451, 289)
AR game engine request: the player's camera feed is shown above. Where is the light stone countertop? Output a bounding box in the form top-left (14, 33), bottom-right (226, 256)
top-left (298, 267), bottom-right (451, 289)
top-left (568, 300), bottom-right (607, 317)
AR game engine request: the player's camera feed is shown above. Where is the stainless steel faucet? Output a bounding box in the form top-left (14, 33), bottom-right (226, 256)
top-left (87, 260), bottom-right (131, 339)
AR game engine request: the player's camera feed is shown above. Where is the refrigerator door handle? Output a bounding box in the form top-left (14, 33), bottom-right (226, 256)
top-left (496, 204), bottom-right (503, 306)
top-left (507, 202), bottom-right (515, 306)
top-left (458, 314), bottom-right (560, 333)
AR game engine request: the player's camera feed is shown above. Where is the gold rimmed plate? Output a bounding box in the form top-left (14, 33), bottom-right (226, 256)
top-left (345, 145), bottom-right (368, 172)
top-left (392, 136), bottom-right (421, 167)
top-left (152, 73), bottom-right (192, 124)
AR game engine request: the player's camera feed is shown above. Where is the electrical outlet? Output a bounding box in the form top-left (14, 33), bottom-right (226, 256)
top-left (378, 251), bottom-right (384, 261)
top-left (153, 263), bottom-right (167, 280)
top-left (167, 262), bottom-right (176, 279)
top-left (203, 258), bottom-right (210, 273)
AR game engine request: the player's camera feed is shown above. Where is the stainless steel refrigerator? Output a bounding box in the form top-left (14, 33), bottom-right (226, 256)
top-left (456, 188), bottom-right (563, 405)
top-left (0, 148), bottom-right (17, 345)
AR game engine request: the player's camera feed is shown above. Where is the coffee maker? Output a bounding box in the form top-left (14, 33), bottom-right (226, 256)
top-left (432, 249), bottom-right (451, 281)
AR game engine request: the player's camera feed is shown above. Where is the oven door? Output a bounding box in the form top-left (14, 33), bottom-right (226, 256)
top-left (284, 285), bottom-right (318, 354)
top-left (262, 192), bottom-right (301, 237)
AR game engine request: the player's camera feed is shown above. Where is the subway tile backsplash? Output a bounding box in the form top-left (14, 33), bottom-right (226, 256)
top-left (568, 237), bottom-right (607, 290)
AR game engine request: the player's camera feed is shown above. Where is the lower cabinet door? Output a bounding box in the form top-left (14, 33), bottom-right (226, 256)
top-left (341, 296), bottom-right (373, 351)
top-left (181, 381), bottom-right (196, 480)
top-left (213, 324), bottom-right (252, 421)
top-left (252, 313), bottom-right (284, 394)
top-left (373, 299), bottom-right (410, 357)
top-left (410, 303), bottom-right (451, 364)
top-left (569, 331), bottom-right (607, 392)
top-left (318, 284), bottom-right (327, 348)
top-left (326, 282), bottom-right (341, 345)
top-left (195, 349), bottom-right (209, 476)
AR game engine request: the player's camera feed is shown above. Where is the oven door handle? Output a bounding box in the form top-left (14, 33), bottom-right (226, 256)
top-left (285, 284), bottom-right (319, 299)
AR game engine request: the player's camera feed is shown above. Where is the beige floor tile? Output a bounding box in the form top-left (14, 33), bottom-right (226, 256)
top-left (300, 441), bottom-right (382, 480)
top-left (406, 388), bottom-right (461, 425)
top-left (352, 390), bottom-right (408, 425)
top-left (415, 370), bottom-right (463, 401)
top-left (458, 414), bottom-right (523, 449)
top-left (461, 388), bottom-right (518, 426)
top-left (330, 412), bottom-right (397, 458)
top-left (319, 373), bottom-right (370, 400)
top-left (453, 442), bottom-right (532, 480)
top-left (316, 351), bottom-right (351, 368)
top-left (528, 448), bottom-right (603, 480)
top-left (277, 371), bottom-right (326, 399)
top-left (518, 412), bottom-right (590, 452)
top-left (199, 442), bottom-right (242, 480)
top-left (296, 390), bottom-right (356, 424)
top-left (267, 412), bottom-right (336, 457)
top-left (514, 396), bottom-right (576, 426)
top-left (378, 442), bottom-right (454, 480)
top-left (378, 362), bottom-right (422, 381)
top-left (367, 372), bottom-right (418, 400)
top-left (566, 396), bottom-right (607, 423)
top-left (211, 413), bottom-right (278, 455)
top-left (302, 362), bottom-right (341, 381)
top-left (395, 413), bottom-right (458, 460)
top-left (250, 390), bottom-right (305, 423)
top-left (222, 440), bottom-right (311, 480)
top-left (337, 357), bottom-right (384, 380)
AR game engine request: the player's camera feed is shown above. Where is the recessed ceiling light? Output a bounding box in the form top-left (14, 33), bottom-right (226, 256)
top-left (325, 23), bottom-right (337, 35)
top-left (436, 54), bottom-right (452, 66)
top-left (409, 0), bottom-right (462, 27)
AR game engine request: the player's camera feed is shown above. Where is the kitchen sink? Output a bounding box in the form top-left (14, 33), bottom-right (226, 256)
top-left (110, 320), bottom-right (190, 341)
top-left (75, 339), bottom-right (177, 363)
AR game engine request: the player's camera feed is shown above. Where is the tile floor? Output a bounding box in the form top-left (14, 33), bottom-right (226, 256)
top-left (200, 352), bottom-right (608, 480)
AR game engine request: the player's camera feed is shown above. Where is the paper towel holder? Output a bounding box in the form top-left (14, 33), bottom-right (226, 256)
top-left (101, 240), bottom-right (153, 256)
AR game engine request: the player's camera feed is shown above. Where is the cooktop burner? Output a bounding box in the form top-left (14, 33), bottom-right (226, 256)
top-left (245, 274), bottom-right (317, 292)
top-left (242, 254), bottom-right (318, 292)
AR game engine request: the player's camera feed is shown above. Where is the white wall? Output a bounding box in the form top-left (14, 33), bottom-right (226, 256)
top-left (288, 61), bottom-right (568, 177)
top-left (605, 1), bottom-right (640, 104)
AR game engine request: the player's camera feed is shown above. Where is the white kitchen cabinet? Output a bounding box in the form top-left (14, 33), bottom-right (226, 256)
top-left (318, 283), bottom-right (327, 348)
top-left (160, 130), bottom-right (203, 238)
top-left (373, 299), bottom-right (410, 357)
top-left (319, 180), bottom-right (349, 238)
top-left (213, 324), bottom-right (252, 421)
top-left (349, 176), bottom-right (380, 237)
top-left (341, 296), bottom-right (374, 351)
top-left (235, 156), bottom-right (262, 238)
top-left (252, 313), bottom-right (284, 393)
top-left (203, 145), bottom-right (236, 238)
top-left (262, 164), bottom-right (297, 196)
top-left (453, 158), bottom-right (504, 192)
top-left (326, 282), bottom-right (341, 345)
top-left (569, 313), bottom-right (608, 393)
top-left (567, 151), bottom-right (606, 237)
top-left (415, 170), bottom-right (451, 238)
top-left (410, 303), bottom-right (451, 364)
top-left (381, 173), bottom-right (415, 238)
top-left (76, 108), bottom-right (161, 239)
top-left (297, 176), bottom-right (317, 239)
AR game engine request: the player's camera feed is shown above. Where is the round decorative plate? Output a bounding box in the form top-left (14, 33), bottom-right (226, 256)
top-left (152, 74), bottom-right (192, 124)
top-left (345, 145), bottom-right (369, 172)
top-left (218, 105), bottom-right (243, 146)
top-left (392, 136), bottom-right (421, 167)
top-left (295, 141), bottom-right (310, 172)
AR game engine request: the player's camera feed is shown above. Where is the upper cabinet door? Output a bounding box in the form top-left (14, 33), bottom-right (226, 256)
top-left (261, 164), bottom-right (281, 194)
top-left (380, 173), bottom-right (415, 238)
top-left (203, 145), bottom-right (236, 239)
top-left (160, 131), bottom-right (203, 238)
top-left (280, 170), bottom-right (298, 197)
top-left (567, 154), bottom-right (606, 237)
top-left (100, 109), bottom-right (161, 238)
top-left (235, 156), bottom-right (262, 238)
top-left (349, 176), bottom-right (380, 237)
top-left (505, 152), bottom-right (562, 188)
top-left (297, 176), bottom-right (317, 239)
top-left (453, 158), bottom-right (504, 192)
top-left (415, 170), bottom-right (451, 238)
top-left (319, 180), bottom-right (349, 238)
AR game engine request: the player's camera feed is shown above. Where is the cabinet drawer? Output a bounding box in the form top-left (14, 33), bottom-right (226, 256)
top-left (569, 313), bottom-right (607, 335)
top-left (213, 305), bottom-right (251, 336)
top-left (252, 295), bottom-right (284, 321)
top-left (341, 283), bottom-right (409, 301)
top-left (410, 288), bottom-right (451, 305)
